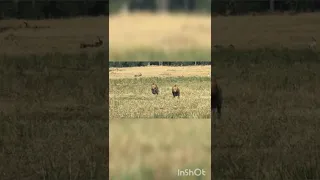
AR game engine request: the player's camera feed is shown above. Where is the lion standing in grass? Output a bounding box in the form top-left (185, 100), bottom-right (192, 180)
top-left (172, 85), bottom-right (180, 98)
top-left (151, 83), bottom-right (159, 95)
top-left (212, 77), bottom-right (223, 127)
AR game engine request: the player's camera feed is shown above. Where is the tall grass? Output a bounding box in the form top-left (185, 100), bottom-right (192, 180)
top-left (0, 52), bottom-right (108, 179)
top-left (109, 119), bottom-right (211, 180)
top-left (212, 13), bottom-right (320, 50)
top-left (109, 63), bottom-right (211, 179)
top-left (109, 77), bottom-right (211, 119)
top-left (212, 48), bottom-right (320, 179)
top-left (0, 17), bottom-right (107, 55)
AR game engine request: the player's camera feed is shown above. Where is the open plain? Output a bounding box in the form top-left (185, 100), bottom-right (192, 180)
top-left (110, 119), bottom-right (211, 180)
top-left (109, 65), bottom-right (211, 119)
top-left (212, 13), bottom-right (320, 50)
top-left (109, 65), bottom-right (210, 79)
top-left (109, 12), bottom-right (211, 61)
top-left (109, 12), bottom-right (211, 179)
top-left (0, 13), bottom-right (211, 180)
top-left (109, 64), bottom-right (211, 179)
top-left (0, 17), bottom-right (107, 55)
top-left (0, 17), bottom-right (108, 179)
top-left (213, 13), bottom-right (320, 179)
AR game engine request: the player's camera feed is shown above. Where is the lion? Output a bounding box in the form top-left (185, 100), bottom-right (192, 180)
top-left (151, 83), bottom-right (159, 95)
top-left (172, 85), bottom-right (180, 98)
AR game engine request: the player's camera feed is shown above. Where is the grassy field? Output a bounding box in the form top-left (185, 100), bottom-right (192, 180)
top-left (109, 65), bottom-right (211, 119)
top-left (0, 53), bottom-right (108, 179)
top-left (0, 14), bottom-right (211, 179)
top-left (4, 12), bottom-right (320, 58)
top-left (109, 12), bottom-right (211, 61)
top-left (0, 17), bottom-right (107, 55)
top-left (212, 47), bottom-right (320, 178)
top-left (0, 14), bottom-right (108, 180)
top-left (110, 119), bottom-right (211, 180)
top-left (109, 65), bottom-right (211, 179)
top-left (109, 13), bottom-right (211, 180)
top-left (0, 13), bottom-right (210, 61)
top-left (212, 13), bottom-right (320, 50)
top-left (213, 13), bottom-right (320, 179)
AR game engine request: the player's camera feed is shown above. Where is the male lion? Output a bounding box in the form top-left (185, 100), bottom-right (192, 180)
top-left (172, 85), bottom-right (180, 98)
top-left (151, 83), bottom-right (159, 95)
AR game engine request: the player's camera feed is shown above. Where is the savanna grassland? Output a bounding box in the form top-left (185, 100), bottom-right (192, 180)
top-left (0, 17), bottom-right (108, 179)
top-left (109, 65), bottom-right (211, 180)
top-left (110, 119), bottom-right (211, 180)
top-left (213, 13), bottom-right (320, 180)
top-left (212, 13), bottom-right (320, 49)
top-left (109, 12), bottom-right (211, 61)
top-left (0, 16), bottom-right (107, 55)
top-left (109, 65), bottom-right (211, 119)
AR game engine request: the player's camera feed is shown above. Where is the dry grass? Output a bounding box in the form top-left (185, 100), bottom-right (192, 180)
top-left (213, 14), bottom-right (320, 179)
top-left (0, 55), bottom-right (108, 179)
top-left (109, 118), bottom-right (211, 180)
top-left (0, 14), bottom-right (210, 60)
top-left (109, 12), bottom-right (211, 53)
top-left (109, 66), bottom-right (211, 119)
top-left (0, 17), bottom-right (107, 55)
top-left (0, 16), bottom-right (108, 180)
top-left (213, 49), bottom-right (320, 179)
top-left (212, 13), bottom-right (320, 50)
top-left (109, 65), bottom-right (211, 79)
top-left (109, 65), bottom-right (211, 179)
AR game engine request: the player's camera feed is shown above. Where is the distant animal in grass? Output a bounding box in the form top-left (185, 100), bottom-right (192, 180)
top-left (228, 44), bottom-right (235, 49)
top-left (172, 85), bottom-right (180, 98)
top-left (23, 21), bottom-right (30, 28)
top-left (309, 37), bottom-right (316, 50)
top-left (23, 21), bottom-right (50, 29)
top-left (80, 36), bottom-right (103, 49)
top-left (134, 73), bottom-right (142, 77)
top-left (95, 36), bottom-right (103, 47)
top-left (151, 83), bottom-right (159, 95)
top-left (212, 76), bottom-right (223, 128)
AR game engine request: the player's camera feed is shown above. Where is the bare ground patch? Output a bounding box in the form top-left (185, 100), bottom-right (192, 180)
top-left (109, 65), bottom-right (211, 79)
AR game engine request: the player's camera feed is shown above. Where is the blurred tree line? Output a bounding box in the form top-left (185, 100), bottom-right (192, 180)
top-left (1, 0), bottom-right (319, 19)
top-left (0, 0), bottom-right (211, 19)
top-left (212, 0), bottom-right (320, 15)
top-left (0, 0), bottom-right (108, 19)
top-left (110, 0), bottom-right (211, 13)
top-left (109, 61), bottom-right (211, 67)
